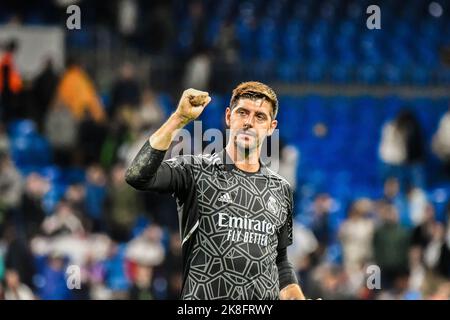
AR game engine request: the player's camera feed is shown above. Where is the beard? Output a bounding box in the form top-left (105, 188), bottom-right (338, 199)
top-left (233, 130), bottom-right (259, 154)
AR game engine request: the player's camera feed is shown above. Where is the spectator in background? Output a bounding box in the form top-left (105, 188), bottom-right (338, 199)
top-left (0, 152), bottom-right (23, 233)
top-left (407, 203), bottom-right (437, 296)
top-left (373, 202), bottom-right (410, 290)
top-left (57, 58), bottom-right (106, 166)
top-left (105, 162), bottom-right (142, 242)
top-left (211, 20), bottom-right (239, 93)
top-left (310, 193), bottom-right (332, 254)
top-left (82, 250), bottom-right (107, 300)
top-left (44, 98), bottom-right (77, 167)
top-left (407, 186), bottom-right (429, 227)
top-left (272, 143), bottom-right (300, 193)
top-left (117, 0), bottom-right (138, 39)
top-left (408, 242), bottom-right (426, 296)
top-left (103, 241), bottom-right (130, 299)
top-left (288, 221), bottom-right (318, 295)
top-left (376, 271), bottom-right (421, 300)
top-left (134, 88), bottom-right (164, 132)
top-left (109, 62), bottom-right (140, 119)
top-left (32, 57), bottom-right (59, 131)
top-left (77, 110), bottom-right (107, 166)
top-left (102, 88), bottom-right (165, 170)
top-left (420, 220), bottom-right (450, 297)
top-left (3, 269), bottom-right (34, 300)
top-left (0, 40), bottom-right (23, 123)
top-left (214, 20), bottom-right (239, 65)
top-left (288, 221), bottom-right (319, 269)
top-left (125, 224), bottom-right (165, 284)
top-left (20, 173), bottom-right (49, 239)
top-left (56, 58), bottom-right (105, 123)
top-left (0, 123), bottom-right (9, 154)
top-left (308, 263), bottom-right (354, 300)
top-left (379, 109), bottom-right (425, 189)
top-left (163, 232), bottom-right (183, 299)
top-left (339, 199), bottom-right (375, 273)
top-left (138, 1), bottom-right (175, 54)
top-left (187, 0), bottom-right (207, 56)
top-left (182, 49), bottom-right (212, 91)
top-left (101, 73), bottom-right (148, 170)
top-left (41, 199), bottom-right (84, 237)
top-left (125, 223), bottom-right (165, 296)
top-left (423, 220), bottom-right (450, 280)
top-left (3, 225), bottom-right (36, 291)
top-left (410, 203), bottom-right (438, 252)
top-left (382, 177), bottom-right (410, 228)
top-left (38, 251), bottom-right (72, 300)
top-left (428, 282), bottom-right (450, 300)
top-left (84, 165), bottom-right (107, 233)
top-left (181, 0), bottom-right (211, 90)
top-left (409, 204), bottom-right (450, 297)
top-left (128, 263), bottom-right (155, 300)
top-left (432, 106), bottom-right (450, 179)
top-left (65, 184), bottom-right (87, 217)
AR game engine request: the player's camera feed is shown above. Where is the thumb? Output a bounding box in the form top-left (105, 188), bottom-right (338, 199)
top-left (197, 96), bottom-right (212, 109)
top-left (203, 96), bottom-right (212, 107)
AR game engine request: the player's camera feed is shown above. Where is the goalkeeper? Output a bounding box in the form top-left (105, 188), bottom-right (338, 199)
top-left (125, 81), bottom-right (306, 300)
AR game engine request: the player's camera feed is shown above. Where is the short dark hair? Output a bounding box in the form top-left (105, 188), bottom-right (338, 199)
top-left (229, 81), bottom-right (279, 119)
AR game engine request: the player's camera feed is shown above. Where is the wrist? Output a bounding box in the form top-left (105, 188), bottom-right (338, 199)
top-left (280, 284), bottom-right (306, 300)
top-left (172, 112), bottom-right (191, 127)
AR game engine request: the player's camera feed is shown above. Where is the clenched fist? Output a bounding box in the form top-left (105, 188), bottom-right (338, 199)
top-left (174, 88), bottom-right (211, 124)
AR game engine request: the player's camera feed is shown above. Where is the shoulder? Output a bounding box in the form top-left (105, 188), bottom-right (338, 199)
top-left (264, 167), bottom-right (293, 192)
top-left (165, 153), bottom-right (219, 168)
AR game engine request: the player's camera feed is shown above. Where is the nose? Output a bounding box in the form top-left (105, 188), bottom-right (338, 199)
top-left (244, 113), bottom-right (255, 128)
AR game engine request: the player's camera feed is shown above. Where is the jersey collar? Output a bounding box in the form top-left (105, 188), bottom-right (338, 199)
top-left (214, 149), bottom-right (270, 176)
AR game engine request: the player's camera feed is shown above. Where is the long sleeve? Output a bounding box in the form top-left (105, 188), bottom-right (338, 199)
top-left (125, 140), bottom-right (193, 196)
top-left (276, 183), bottom-right (297, 290)
top-left (277, 183), bottom-right (294, 249)
top-left (276, 247), bottom-right (298, 290)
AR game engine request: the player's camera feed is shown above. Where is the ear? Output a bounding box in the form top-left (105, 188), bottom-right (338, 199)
top-left (225, 107), bottom-right (231, 127)
top-left (268, 119), bottom-right (278, 136)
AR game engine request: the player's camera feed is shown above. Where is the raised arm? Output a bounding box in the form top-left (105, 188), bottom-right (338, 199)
top-left (125, 89), bottom-right (211, 192)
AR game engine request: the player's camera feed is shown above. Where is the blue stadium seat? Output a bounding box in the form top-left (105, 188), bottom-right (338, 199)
top-left (42, 184), bottom-right (68, 215)
top-left (7, 119), bottom-right (37, 138)
top-left (157, 93), bottom-right (175, 118)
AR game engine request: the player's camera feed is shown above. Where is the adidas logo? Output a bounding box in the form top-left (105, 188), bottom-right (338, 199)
top-left (218, 193), bottom-right (233, 204)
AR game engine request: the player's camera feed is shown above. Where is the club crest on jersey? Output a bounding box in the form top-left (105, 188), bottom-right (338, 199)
top-left (267, 196), bottom-right (280, 215)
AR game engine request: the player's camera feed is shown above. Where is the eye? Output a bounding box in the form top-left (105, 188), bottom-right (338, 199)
top-left (237, 109), bottom-right (246, 116)
top-left (256, 114), bottom-right (266, 121)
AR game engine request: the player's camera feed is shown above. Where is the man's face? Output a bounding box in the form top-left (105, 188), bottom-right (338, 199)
top-left (226, 98), bottom-right (277, 153)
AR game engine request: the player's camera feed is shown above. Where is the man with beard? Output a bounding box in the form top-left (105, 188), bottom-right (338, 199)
top-left (125, 81), bottom-right (305, 300)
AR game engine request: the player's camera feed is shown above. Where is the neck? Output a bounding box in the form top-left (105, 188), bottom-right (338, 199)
top-left (225, 142), bottom-right (261, 173)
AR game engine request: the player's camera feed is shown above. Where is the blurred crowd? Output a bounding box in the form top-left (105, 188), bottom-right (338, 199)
top-left (0, 37), bottom-right (449, 300)
top-left (0, 39), bottom-right (185, 300)
top-left (0, 0), bottom-right (450, 300)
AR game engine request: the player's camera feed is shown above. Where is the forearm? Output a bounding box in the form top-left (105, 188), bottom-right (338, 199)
top-left (126, 88), bottom-right (208, 192)
top-left (125, 141), bottom-right (167, 190)
top-left (277, 248), bottom-right (298, 290)
top-left (277, 248), bottom-right (305, 300)
top-left (125, 113), bottom-right (189, 190)
top-left (149, 113), bottom-right (189, 151)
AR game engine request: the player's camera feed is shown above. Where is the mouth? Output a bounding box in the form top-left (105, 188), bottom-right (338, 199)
top-left (237, 130), bottom-right (256, 138)
top-left (237, 134), bottom-right (255, 142)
